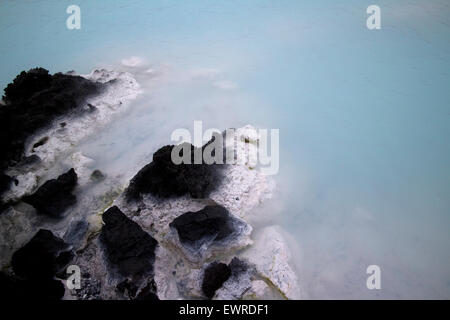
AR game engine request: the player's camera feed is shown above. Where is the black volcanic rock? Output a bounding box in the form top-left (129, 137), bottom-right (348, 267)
top-left (0, 272), bottom-right (65, 300)
top-left (7, 229), bottom-right (73, 300)
top-left (99, 206), bottom-right (158, 280)
top-left (135, 280), bottom-right (159, 300)
top-left (169, 205), bottom-right (235, 249)
top-left (202, 262), bottom-right (231, 299)
top-left (125, 141), bottom-right (224, 201)
top-left (0, 173), bottom-right (12, 197)
top-left (11, 229), bottom-right (73, 280)
top-left (0, 68), bottom-right (103, 170)
top-left (23, 168), bottom-right (78, 218)
top-left (125, 145), bottom-right (188, 200)
top-left (0, 68), bottom-right (103, 207)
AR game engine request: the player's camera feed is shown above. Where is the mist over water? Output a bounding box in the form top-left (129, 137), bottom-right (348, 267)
top-left (1, 0), bottom-right (450, 298)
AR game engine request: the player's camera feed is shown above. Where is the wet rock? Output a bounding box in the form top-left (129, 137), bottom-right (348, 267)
top-left (169, 205), bottom-right (234, 249)
top-left (125, 142), bottom-right (223, 201)
top-left (11, 229), bottom-right (73, 280)
top-left (90, 169), bottom-right (106, 182)
top-left (23, 168), bottom-right (78, 218)
top-left (201, 262), bottom-right (231, 299)
top-left (99, 206), bottom-right (158, 280)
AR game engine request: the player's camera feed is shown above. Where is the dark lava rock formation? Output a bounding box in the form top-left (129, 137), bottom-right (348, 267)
top-left (200, 258), bottom-right (250, 299)
top-left (169, 205), bottom-right (235, 249)
top-left (12, 229), bottom-right (73, 279)
top-left (135, 279), bottom-right (159, 300)
top-left (23, 168), bottom-right (78, 218)
top-left (0, 68), bottom-right (102, 209)
top-left (0, 68), bottom-right (103, 170)
top-left (0, 272), bottom-right (65, 300)
top-left (5, 229), bottom-right (74, 300)
top-left (125, 141), bottom-right (224, 201)
top-left (99, 206), bottom-right (158, 281)
top-left (202, 262), bottom-right (232, 299)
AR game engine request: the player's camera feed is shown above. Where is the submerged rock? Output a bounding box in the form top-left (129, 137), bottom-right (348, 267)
top-left (201, 262), bottom-right (231, 299)
top-left (90, 169), bottom-right (106, 182)
top-left (167, 205), bottom-right (252, 264)
top-left (23, 168), bottom-right (78, 218)
top-left (99, 206), bottom-right (158, 280)
top-left (125, 142), bottom-right (223, 201)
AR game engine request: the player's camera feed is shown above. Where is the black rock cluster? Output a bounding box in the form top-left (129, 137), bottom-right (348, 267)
top-left (0, 229), bottom-right (73, 300)
top-left (99, 206), bottom-right (159, 298)
top-left (23, 168), bottom-right (78, 218)
top-left (0, 68), bottom-right (102, 204)
top-left (125, 142), bottom-right (224, 201)
top-left (0, 68), bottom-right (256, 301)
top-left (169, 205), bottom-right (235, 249)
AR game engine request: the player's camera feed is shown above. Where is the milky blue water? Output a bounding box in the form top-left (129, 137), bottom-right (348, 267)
top-left (1, 0), bottom-right (450, 298)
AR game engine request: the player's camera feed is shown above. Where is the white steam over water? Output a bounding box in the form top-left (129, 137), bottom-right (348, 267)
top-left (77, 62), bottom-right (253, 184)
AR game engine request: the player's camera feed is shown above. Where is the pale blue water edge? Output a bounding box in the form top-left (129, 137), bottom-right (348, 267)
top-left (1, 0), bottom-right (449, 298)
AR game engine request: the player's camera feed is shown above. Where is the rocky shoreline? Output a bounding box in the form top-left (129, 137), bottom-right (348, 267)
top-left (0, 67), bottom-right (300, 300)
